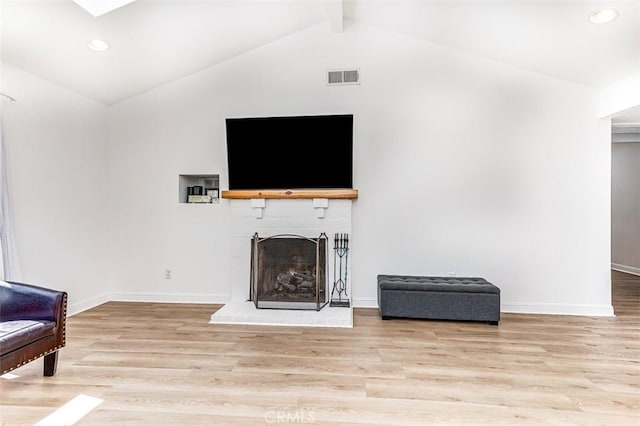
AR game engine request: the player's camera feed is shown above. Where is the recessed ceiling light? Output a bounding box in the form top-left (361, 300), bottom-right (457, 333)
top-left (87, 39), bottom-right (110, 52)
top-left (589, 8), bottom-right (619, 24)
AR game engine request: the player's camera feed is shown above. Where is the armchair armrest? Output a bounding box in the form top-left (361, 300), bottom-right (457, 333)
top-left (0, 281), bottom-right (68, 376)
top-left (0, 281), bottom-right (67, 324)
top-left (0, 281), bottom-right (67, 347)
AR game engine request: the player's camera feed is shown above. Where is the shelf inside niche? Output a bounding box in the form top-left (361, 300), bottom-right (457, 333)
top-left (179, 174), bottom-right (220, 204)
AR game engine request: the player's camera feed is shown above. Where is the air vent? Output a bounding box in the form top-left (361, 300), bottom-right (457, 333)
top-left (327, 69), bottom-right (360, 86)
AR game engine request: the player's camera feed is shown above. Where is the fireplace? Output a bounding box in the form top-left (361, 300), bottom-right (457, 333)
top-left (250, 233), bottom-right (329, 310)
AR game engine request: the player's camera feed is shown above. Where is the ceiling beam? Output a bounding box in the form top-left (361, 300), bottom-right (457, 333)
top-left (326, 0), bottom-right (344, 33)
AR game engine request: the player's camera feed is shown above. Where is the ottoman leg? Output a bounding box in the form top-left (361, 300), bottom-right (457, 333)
top-left (488, 321), bottom-right (499, 326)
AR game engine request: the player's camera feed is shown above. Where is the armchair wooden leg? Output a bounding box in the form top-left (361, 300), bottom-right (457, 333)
top-left (43, 351), bottom-right (58, 376)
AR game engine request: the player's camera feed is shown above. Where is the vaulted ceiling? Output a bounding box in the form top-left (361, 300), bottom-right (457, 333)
top-left (1, 0), bottom-right (639, 115)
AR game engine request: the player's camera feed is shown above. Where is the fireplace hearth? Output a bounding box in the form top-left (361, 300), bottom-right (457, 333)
top-left (250, 233), bottom-right (329, 310)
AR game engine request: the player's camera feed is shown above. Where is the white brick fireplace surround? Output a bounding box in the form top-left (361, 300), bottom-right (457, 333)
top-left (210, 197), bottom-right (354, 327)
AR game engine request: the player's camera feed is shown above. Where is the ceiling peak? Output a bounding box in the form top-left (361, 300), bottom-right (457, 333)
top-left (72, 0), bottom-right (137, 17)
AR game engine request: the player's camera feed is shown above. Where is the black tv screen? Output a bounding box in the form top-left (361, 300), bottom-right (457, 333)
top-left (225, 114), bottom-right (353, 190)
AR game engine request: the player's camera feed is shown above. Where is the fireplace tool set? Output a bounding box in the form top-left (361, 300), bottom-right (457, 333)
top-left (330, 233), bottom-right (350, 307)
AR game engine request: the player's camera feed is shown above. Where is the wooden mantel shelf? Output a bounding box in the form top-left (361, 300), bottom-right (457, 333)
top-left (222, 189), bottom-right (358, 200)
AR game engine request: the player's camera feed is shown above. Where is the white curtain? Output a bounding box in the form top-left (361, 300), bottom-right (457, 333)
top-left (0, 111), bottom-right (20, 281)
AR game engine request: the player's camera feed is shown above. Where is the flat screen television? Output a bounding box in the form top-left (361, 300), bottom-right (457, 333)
top-left (225, 114), bottom-right (353, 190)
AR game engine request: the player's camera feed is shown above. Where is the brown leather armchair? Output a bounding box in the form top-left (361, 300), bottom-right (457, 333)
top-left (0, 281), bottom-right (67, 376)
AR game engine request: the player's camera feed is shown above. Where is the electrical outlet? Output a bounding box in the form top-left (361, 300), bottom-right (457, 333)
top-left (165, 270), bottom-right (172, 279)
top-left (447, 272), bottom-right (456, 277)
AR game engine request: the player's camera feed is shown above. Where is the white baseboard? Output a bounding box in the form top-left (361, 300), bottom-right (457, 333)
top-left (502, 302), bottom-right (614, 317)
top-left (68, 292), bottom-right (110, 316)
top-left (69, 294), bottom-right (616, 318)
top-left (611, 263), bottom-right (640, 277)
top-left (109, 291), bottom-right (230, 304)
top-left (353, 297), bottom-right (378, 308)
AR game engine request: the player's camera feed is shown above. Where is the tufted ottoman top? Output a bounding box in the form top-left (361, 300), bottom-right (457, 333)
top-left (378, 275), bottom-right (500, 294)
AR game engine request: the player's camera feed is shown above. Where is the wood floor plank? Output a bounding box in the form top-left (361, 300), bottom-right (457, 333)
top-left (1, 271), bottom-right (639, 425)
top-left (365, 377), bottom-right (579, 410)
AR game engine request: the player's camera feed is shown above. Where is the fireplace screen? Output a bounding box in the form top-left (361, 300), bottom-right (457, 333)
top-left (250, 233), bottom-right (328, 310)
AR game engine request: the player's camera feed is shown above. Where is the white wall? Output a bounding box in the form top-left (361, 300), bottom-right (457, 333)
top-left (1, 64), bottom-right (110, 314)
top-left (612, 142), bottom-right (640, 275)
top-left (107, 21), bottom-right (613, 315)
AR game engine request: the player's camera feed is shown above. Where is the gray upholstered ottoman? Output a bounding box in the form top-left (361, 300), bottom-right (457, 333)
top-left (377, 275), bottom-right (500, 325)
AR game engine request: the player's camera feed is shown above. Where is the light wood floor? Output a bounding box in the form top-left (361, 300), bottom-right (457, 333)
top-left (1, 271), bottom-right (638, 425)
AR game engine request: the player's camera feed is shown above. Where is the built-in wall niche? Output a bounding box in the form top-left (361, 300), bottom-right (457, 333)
top-left (178, 174), bottom-right (220, 204)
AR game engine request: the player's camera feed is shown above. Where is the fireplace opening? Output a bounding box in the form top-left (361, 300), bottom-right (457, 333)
top-left (250, 233), bottom-right (328, 310)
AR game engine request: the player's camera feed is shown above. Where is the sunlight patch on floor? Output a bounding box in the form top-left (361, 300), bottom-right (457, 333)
top-left (0, 373), bottom-right (19, 379)
top-left (35, 394), bottom-right (103, 426)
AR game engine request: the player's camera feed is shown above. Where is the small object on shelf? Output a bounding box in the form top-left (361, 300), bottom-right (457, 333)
top-left (187, 195), bottom-right (213, 203)
top-left (206, 188), bottom-right (219, 198)
top-left (187, 186), bottom-right (203, 196)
